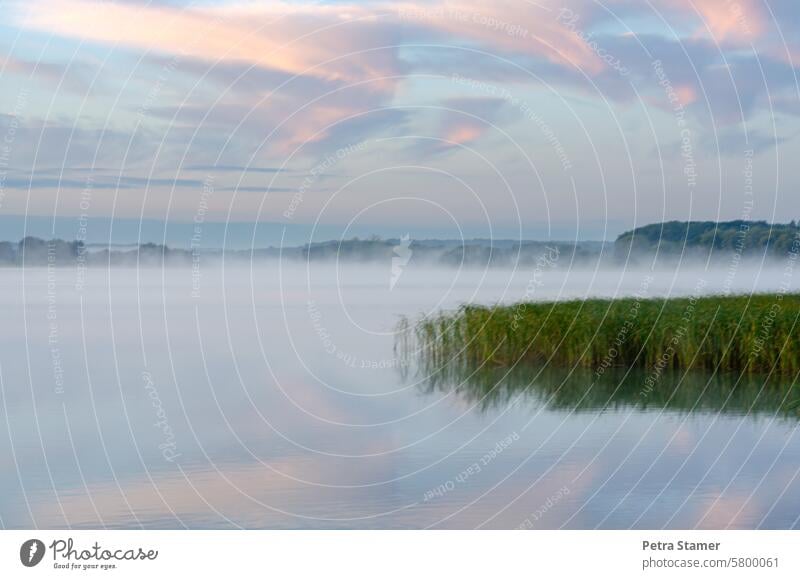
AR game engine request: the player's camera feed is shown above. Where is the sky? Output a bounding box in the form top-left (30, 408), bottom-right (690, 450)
top-left (0, 0), bottom-right (799, 244)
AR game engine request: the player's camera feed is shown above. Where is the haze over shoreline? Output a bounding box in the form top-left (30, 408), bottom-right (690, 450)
top-left (0, 214), bottom-right (647, 249)
top-left (4, 219), bottom-right (797, 267)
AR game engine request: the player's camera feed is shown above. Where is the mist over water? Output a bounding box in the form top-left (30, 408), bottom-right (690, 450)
top-left (2, 260), bottom-right (799, 528)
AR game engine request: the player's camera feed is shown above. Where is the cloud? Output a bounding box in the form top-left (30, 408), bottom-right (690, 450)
top-left (1, 173), bottom-right (202, 190)
top-left (8, 0), bottom-right (623, 158)
top-left (217, 186), bottom-right (296, 193)
top-left (0, 115), bottom-right (155, 168)
top-left (434, 97), bottom-right (509, 150)
top-left (144, 92), bottom-right (407, 158)
top-left (395, 0), bottom-right (607, 74)
top-left (14, 0), bottom-right (797, 145)
top-left (0, 51), bottom-right (94, 93)
top-left (16, 0), bottom-right (613, 79)
top-left (706, 128), bottom-right (789, 156)
top-left (662, 0), bottom-right (765, 43)
top-left (184, 165), bottom-right (288, 174)
top-left (5, 0), bottom-right (799, 227)
top-left (15, 0), bottom-right (403, 86)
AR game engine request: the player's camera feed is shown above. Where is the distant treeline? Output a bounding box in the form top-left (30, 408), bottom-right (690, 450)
top-left (0, 237), bottom-right (189, 266)
top-left (300, 237), bottom-right (605, 267)
top-left (615, 220), bottom-right (800, 259)
top-left (0, 235), bottom-right (607, 267)
top-left (6, 221), bottom-right (797, 267)
top-left (0, 236), bottom-right (291, 266)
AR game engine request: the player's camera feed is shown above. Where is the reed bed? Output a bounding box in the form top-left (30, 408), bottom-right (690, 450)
top-left (403, 294), bottom-right (800, 376)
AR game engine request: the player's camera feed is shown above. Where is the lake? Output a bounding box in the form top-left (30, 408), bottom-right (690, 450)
top-left (1, 260), bottom-right (799, 528)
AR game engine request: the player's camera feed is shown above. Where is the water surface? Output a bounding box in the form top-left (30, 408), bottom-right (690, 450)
top-left (1, 262), bottom-right (799, 528)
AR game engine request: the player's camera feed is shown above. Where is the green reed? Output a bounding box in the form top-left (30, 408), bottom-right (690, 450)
top-left (401, 293), bottom-right (800, 376)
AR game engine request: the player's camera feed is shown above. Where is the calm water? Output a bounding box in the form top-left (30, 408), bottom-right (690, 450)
top-left (1, 261), bottom-right (799, 529)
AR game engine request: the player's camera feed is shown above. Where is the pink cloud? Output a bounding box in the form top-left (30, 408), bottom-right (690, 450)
top-left (674, 83), bottom-right (698, 106)
top-left (661, 0), bottom-right (765, 43)
top-left (17, 0), bottom-right (611, 83)
top-left (12, 0), bottom-right (782, 159)
top-left (395, 0), bottom-right (607, 74)
top-left (16, 0), bottom-right (402, 85)
top-left (13, 0), bottom-right (616, 156)
top-left (442, 123), bottom-right (485, 146)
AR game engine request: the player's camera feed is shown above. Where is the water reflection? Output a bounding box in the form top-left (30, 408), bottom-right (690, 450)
top-left (3, 265), bottom-right (800, 529)
top-left (418, 363), bottom-right (800, 418)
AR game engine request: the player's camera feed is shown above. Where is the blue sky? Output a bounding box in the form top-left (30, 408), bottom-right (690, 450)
top-left (1, 0), bottom-right (799, 242)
